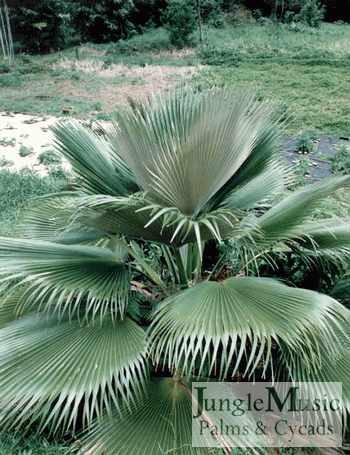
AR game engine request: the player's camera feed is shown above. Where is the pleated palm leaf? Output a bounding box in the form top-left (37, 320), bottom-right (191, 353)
top-left (1, 87), bottom-right (350, 454)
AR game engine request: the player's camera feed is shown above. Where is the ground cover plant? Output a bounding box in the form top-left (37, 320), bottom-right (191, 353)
top-left (1, 87), bottom-right (350, 454)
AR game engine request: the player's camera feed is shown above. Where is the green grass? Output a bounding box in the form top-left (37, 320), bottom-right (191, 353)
top-left (2, 22), bottom-right (350, 135)
top-left (0, 168), bottom-right (68, 236)
top-left (192, 22), bottom-right (350, 136)
top-left (0, 430), bottom-right (74, 455)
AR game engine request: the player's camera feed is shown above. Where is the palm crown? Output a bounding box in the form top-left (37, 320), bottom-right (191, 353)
top-left (0, 88), bottom-right (350, 454)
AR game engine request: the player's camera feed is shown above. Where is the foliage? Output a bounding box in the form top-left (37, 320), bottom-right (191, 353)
top-left (331, 142), bottom-right (350, 173)
top-left (71, 0), bottom-right (164, 44)
top-left (9, 0), bottom-right (69, 53)
top-left (295, 136), bottom-right (315, 153)
top-left (0, 88), bottom-right (350, 454)
top-left (162, 0), bottom-right (197, 47)
top-left (0, 71), bottom-right (22, 87)
top-left (197, 44), bottom-right (241, 65)
top-left (297, 0), bottom-right (325, 27)
top-left (18, 145), bottom-right (33, 157)
top-left (295, 128), bottom-right (319, 153)
top-left (0, 429), bottom-right (72, 455)
top-left (293, 155), bottom-right (311, 184)
top-left (38, 149), bottom-right (62, 165)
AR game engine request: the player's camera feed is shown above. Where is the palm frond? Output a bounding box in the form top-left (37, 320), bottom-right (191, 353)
top-left (0, 237), bottom-right (130, 323)
top-left (15, 195), bottom-right (106, 244)
top-left (204, 124), bottom-right (283, 211)
top-left (219, 161), bottom-right (290, 211)
top-left (108, 88), bottom-right (275, 217)
top-left (51, 120), bottom-right (139, 196)
top-left (278, 324), bottom-right (350, 412)
top-left (79, 377), bottom-right (262, 455)
top-left (74, 194), bottom-right (247, 248)
top-left (245, 174), bottom-right (350, 247)
top-left (293, 219), bottom-right (350, 251)
top-left (0, 313), bottom-right (148, 432)
top-left (148, 277), bottom-right (350, 379)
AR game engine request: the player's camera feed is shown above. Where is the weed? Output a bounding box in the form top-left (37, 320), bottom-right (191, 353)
top-left (0, 156), bottom-right (14, 167)
top-left (0, 72), bottom-right (22, 88)
top-left (18, 145), bottom-right (34, 157)
top-left (295, 137), bottom-right (315, 154)
top-left (197, 44), bottom-right (241, 66)
top-left (331, 142), bottom-right (350, 173)
top-left (38, 149), bottom-right (62, 165)
top-left (0, 429), bottom-right (72, 455)
top-left (0, 137), bottom-right (16, 146)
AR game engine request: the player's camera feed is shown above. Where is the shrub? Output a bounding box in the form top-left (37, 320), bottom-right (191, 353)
top-left (295, 128), bottom-right (319, 153)
top-left (295, 136), bottom-right (315, 153)
top-left (162, 0), bottom-right (197, 47)
top-left (297, 0), bottom-right (325, 27)
top-left (0, 72), bottom-right (22, 87)
top-left (0, 88), bottom-right (350, 453)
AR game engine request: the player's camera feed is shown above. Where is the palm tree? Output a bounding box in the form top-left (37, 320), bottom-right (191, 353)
top-left (0, 88), bottom-right (350, 454)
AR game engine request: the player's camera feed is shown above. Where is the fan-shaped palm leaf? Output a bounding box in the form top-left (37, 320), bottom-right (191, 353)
top-left (278, 324), bottom-right (350, 412)
top-left (243, 174), bottom-right (350, 248)
top-left (108, 89), bottom-right (278, 217)
top-left (79, 377), bottom-right (262, 455)
top-left (0, 313), bottom-right (148, 432)
top-left (0, 237), bottom-right (130, 322)
top-left (51, 120), bottom-right (139, 196)
top-left (293, 219), bottom-right (350, 252)
top-left (149, 277), bottom-right (350, 379)
top-left (15, 195), bottom-right (106, 244)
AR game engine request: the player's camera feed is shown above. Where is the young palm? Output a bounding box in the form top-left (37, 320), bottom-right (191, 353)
top-left (0, 88), bottom-right (350, 454)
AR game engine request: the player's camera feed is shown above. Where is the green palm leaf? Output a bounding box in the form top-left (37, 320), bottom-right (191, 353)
top-left (293, 219), bottom-right (350, 251)
top-left (0, 237), bottom-right (130, 322)
top-left (109, 89), bottom-right (275, 217)
top-left (246, 174), bottom-right (350, 247)
top-left (79, 377), bottom-right (262, 455)
top-left (0, 313), bottom-right (148, 432)
top-left (149, 277), bottom-right (350, 379)
top-left (15, 196), bottom-right (106, 244)
top-left (76, 194), bottom-right (247, 248)
top-left (278, 324), bottom-right (350, 412)
top-left (51, 120), bottom-right (139, 196)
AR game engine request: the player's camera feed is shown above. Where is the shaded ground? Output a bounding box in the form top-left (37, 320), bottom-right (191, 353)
top-left (280, 134), bottom-right (350, 182)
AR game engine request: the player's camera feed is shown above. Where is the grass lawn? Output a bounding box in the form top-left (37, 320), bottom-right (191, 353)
top-left (1, 22), bottom-right (350, 136)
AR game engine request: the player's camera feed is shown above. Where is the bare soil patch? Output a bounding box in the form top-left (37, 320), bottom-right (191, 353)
top-left (52, 61), bottom-right (201, 110)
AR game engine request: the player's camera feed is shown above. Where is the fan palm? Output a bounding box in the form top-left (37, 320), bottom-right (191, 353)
top-left (0, 87), bottom-right (350, 454)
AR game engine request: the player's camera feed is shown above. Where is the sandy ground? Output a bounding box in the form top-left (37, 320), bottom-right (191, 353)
top-left (0, 112), bottom-right (64, 175)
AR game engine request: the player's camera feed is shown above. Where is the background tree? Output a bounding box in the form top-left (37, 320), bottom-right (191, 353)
top-left (8, 0), bottom-right (68, 53)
